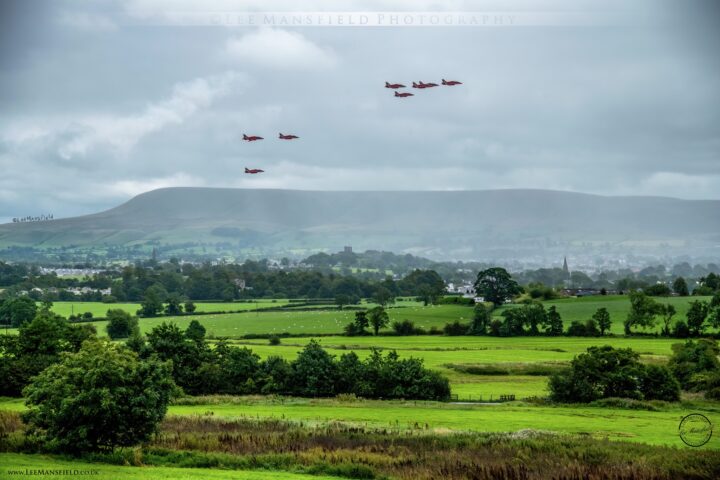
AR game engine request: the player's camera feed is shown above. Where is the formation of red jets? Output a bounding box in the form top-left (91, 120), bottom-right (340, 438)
top-left (243, 133), bottom-right (300, 142)
top-left (243, 133), bottom-right (299, 174)
top-left (244, 78), bottom-right (463, 174)
top-left (386, 78), bottom-right (462, 98)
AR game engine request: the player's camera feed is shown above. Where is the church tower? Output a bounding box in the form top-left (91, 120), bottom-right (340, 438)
top-left (562, 256), bottom-right (570, 280)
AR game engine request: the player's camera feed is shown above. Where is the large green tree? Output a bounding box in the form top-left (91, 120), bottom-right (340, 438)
top-left (23, 340), bottom-right (175, 453)
top-left (0, 296), bottom-right (38, 327)
top-left (624, 291), bottom-right (662, 334)
top-left (474, 268), bottom-right (521, 306)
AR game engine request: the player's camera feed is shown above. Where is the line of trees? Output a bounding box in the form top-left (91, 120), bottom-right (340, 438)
top-left (127, 322), bottom-right (450, 400)
top-left (625, 291), bottom-right (720, 336)
top-left (550, 339), bottom-right (720, 403)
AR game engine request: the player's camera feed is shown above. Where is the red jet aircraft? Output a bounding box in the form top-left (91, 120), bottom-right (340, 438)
top-left (245, 168), bottom-right (264, 174)
top-left (242, 134), bottom-right (263, 141)
top-left (279, 133), bottom-right (299, 140)
top-left (385, 81), bottom-right (406, 89)
top-left (442, 79), bottom-right (463, 86)
top-left (420, 81), bottom-right (439, 88)
top-left (394, 91), bottom-right (414, 98)
top-left (412, 81), bottom-right (427, 89)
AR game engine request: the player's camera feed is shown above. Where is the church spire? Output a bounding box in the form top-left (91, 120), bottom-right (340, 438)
top-left (562, 256), bottom-right (570, 279)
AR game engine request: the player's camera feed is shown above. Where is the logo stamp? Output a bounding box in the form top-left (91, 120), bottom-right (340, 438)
top-left (679, 413), bottom-right (713, 447)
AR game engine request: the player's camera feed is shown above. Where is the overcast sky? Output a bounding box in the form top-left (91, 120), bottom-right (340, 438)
top-left (1, 0), bottom-right (719, 222)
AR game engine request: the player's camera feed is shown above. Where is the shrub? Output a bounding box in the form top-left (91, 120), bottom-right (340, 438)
top-left (645, 284), bottom-right (671, 296)
top-left (668, 339), bottom-right (720, 391)
top-left (291, 340), bottom-right (339, 397)
top-left (672, 320), bottom-right (690, 338)
top-left (641, 365), bottom-right (680, 401)
top-left (268, 335), bottom-right (281, 345)
top-left (549, 346), bottom-right (677, 403)
top-left (0, 296), bottom-right (37, 327)
top-left (443, 321), bottom-right (468, 336)
top-left (106, 309), bottom-right (139, 339)
top-left (392, 319), bottom-right (424, 335)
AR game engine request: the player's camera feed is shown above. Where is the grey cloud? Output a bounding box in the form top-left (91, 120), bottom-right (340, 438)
top-left (0, 0), bottom-right (719, 223)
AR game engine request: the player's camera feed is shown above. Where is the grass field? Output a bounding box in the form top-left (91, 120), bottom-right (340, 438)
top-left (42, 295), bottom-right (713, 339)
top-left (499, 295), bottom-right (713, 335)
top-left (168, 397), bottom-right (720, 448)
top-left (3, 396), bottom-right (717, 449)
top-left (0, 453), bottom-right (343, 480)
top-left (59, 304), bottom-right (473, 338)
top-left (47, 300), bottom-right (292, 318)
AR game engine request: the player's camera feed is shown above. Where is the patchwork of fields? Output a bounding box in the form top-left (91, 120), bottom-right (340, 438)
top-left (3, 294), bottom-right (719, 479)
top-left (46, 295), bottom-right (713, 337)
top-left (26, 295), bottom-right (716, 399)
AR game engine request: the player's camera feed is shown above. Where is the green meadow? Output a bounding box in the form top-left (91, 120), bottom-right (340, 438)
top-left (2, 396), bottom-right (717, 449)
top-left (41, 295), bottom-right (713, 338)
top-left (47, 300), bottom-right (292, 318)
top-left (0, 453), bottom-right (343, 480)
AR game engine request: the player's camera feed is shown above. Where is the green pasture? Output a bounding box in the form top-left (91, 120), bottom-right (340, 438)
top-left (0, 453), bottom-right (342, 480)
top-left (63, 304), bottom-right (472, 338)
top-left (510, 295), bottom-right (714, 335)
top-left (40, 296), bottom-right (715, 339)
top-left (47, 300), bottom-right (292, 318)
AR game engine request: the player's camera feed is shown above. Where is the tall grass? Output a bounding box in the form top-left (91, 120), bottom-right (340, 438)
top-left (3, 411), bottom-right (718, 479)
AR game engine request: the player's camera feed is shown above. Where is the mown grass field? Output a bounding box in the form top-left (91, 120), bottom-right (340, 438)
top-left (0, 453), bottom-right (343, 480)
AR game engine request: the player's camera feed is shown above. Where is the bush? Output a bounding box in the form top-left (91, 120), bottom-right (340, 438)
top-left (668, 339), bottom-right (720, 391)
top-left (566, 319), bottom-right (600, 337)
top-left (437, 296), bottom-right (475, 306)
top-left (291, 340), bottom-right (339, 397)
top-left (645, 284), bottom-right (671, 296)
top-left (672, 320), bottom-right (690, 338)
top-left (268, 335), bottom-right (281, 346)
top-left (106, 309), bottom-right (139, 339)
top-left (549, 346), bottom-right (678, 403)
top-left (392, 319), bottom-right (424, 335)
top-left (0, 296), bottom-right (37, 327)
top-left (443, 321), bottom-right (469, 336)
top-left (22, 340), bottom-right (176, 453)
top-left (641, 364), bottom-right (680, 401)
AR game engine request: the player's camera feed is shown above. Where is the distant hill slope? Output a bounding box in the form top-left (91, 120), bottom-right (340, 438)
top-left (1, 188), bottom-right (718, 259)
